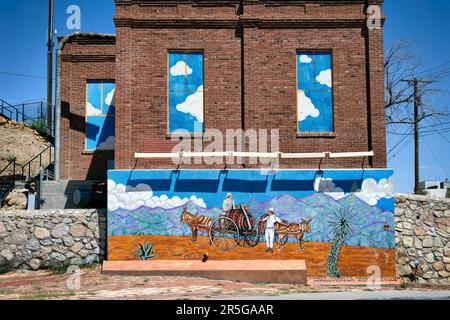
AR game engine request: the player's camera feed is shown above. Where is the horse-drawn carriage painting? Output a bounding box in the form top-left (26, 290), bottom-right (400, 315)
top-left (107, 169), bottom-right (395, 277)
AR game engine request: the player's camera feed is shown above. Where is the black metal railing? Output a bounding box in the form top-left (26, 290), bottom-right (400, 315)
top-left (0, 99), bottom-right (55, 138)
top-left (21, 145), bottom-right (54, 183)
top-left (0, 159), bottom-right (16, 205)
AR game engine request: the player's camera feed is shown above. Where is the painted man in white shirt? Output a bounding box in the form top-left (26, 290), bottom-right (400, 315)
top-left (262, 208), bottom-right (287, 253)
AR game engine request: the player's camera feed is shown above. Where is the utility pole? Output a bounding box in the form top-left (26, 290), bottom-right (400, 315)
top-left (401, 78), bottom-right (432, 195)
top-left (47, 0), bottom-right (54, 131)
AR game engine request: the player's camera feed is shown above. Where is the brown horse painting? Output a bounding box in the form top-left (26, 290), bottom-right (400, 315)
top-left (258, 216), bottom-right (312, 251)
top-left (180, 208), bottom-right (214, 244)
top-left (276, 218), bottom-right (312, 251)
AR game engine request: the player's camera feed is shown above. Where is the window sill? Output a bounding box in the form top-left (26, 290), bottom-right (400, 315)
top-left (296, 132), bottom-right (336, 139)
top-left (166, 133), bottom-right (208, 140)
top-left (82, 149), bottom-right (113, 155)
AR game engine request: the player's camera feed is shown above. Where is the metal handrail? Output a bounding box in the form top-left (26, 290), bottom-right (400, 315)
top-left (0, 159), bottom-right (16, 204)
top-left (21, 145), bottom-right (54, 183)
top-left (0, 99), bottom-right (55, 137)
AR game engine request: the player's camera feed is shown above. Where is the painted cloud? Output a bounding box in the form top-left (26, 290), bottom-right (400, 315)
top-left (176, 85), bottom-right (204, 122)
top-left (355, 176), bottom-right (394, 206)
top-left (316, 69), bottom-right (332, 88)
top-left (86, 102), bottom-right (102, 116)
top-left (105, 88), bottom-right (115, 106)
top-left (108, 180), bottom-right (207, 212)
top-left (314, 177), bottom-right (345, 200)
top-left (297, 90), bottom-right (320, 122)
top-left (313, 176), bottom-right (394, 206)
top-left (170, 61), bottom-right (193, 77)
top-left (299, 54), bottom-right (312, 64)
top-left (97, 136), bottom-right (115, 150)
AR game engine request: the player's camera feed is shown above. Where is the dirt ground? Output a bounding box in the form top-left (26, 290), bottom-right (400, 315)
top-left (0, 265), bottom-right (447, 300)
top-left (108, 235), bottom-right (396, 277)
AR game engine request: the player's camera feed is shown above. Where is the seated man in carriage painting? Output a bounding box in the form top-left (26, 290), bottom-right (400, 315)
top-left (221, 193), bottom-right (252, 231)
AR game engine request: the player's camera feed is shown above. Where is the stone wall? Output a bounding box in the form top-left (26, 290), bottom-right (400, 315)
top-left (395, 194), bottom-right (450, 285)
top-left (0, 209), bottom-right (106, 271)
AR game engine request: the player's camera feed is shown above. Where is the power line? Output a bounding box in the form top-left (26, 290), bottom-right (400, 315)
top-left (0, 71), bottom-right (51, 80)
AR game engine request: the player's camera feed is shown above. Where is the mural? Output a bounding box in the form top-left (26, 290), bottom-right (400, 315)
top-left (107, 169), bottom-right (396, 277)
top-left (168, 51), bottom-right (204, 133)
top-left (297, 51), bottom-right (333, 133)
top-left (86, 81), bottom-right (115, 150)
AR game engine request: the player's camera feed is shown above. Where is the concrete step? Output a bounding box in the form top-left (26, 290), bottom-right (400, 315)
top-left (102, 260), bottom-right (307, 284)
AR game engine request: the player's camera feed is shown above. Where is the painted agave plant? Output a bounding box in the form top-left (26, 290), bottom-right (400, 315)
top-left (326, 206), bottom-right (357, 278)
top-left (134, 241), bottom-right (156, 260)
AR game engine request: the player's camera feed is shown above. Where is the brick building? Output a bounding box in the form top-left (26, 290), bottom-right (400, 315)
top-left (58, 0), bottom-right (386, 182)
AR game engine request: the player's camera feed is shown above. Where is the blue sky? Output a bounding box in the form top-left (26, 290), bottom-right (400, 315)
top-left (0, 0), bottom-right (448, 193)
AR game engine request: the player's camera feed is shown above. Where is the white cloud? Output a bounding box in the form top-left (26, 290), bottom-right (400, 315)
top-left (355, 176), bottom-right (394, 206)
top-left (297, 90), bottom-right (320, 122)
top-left (299, 55), bottom-right (312, 64)
top-left (107, 180), bottom-right (206, 212)
top-left (97, 136), bottom-right (115, 150)
top-left (105, 88), bottom-right (115, 106)
top-left (176, 85), bottom-right (204, 122)
top-left (86, 102), bottom-right (102, 116)
top-left (316, 69), bottom-right (332, 88)
top-left (170, 61), bottom-right (193, 77)
top-left (314, 177), bottom-right (345, 200)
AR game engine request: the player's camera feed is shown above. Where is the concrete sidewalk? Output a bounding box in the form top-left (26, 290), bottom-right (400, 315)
top-left (227, 290), bottom-right (450, 300)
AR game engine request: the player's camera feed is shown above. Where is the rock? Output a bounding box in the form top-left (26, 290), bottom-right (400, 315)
top-left (29, 258), bottom-right (41, 271)
top-left (423, 236), bottom-right (433, 248)
top-left (403, 222), bottom-right (413, 230)
top-left (50, 252), bottom-right (66, 262)
top-left (432, 262), bottom-right (445, 271)
top-left (424, 252), bottom-right (435, 263)
top-left (438, 270), bottom-right (450, 278)
top-left (444, 248), bottom-right (450, 257)
top-left (414, 227), bottom-right (426, 236)
top-left (70, 242), bottom-right (83, 254)
top-left (3, 189), bottom-right (27, 209)
top-left (0, 221), bottom-right (6, 234)
top-left (69, 224), bottom-right (86, 238)
top-left (26, 238), bottom-right (40, 251)
top-left (34, 227), bottom-right (50, 239)
top-left (0, 249), bottom-right (14, 261)
top-left (78, 249), bottom-right (89, 258)
top-left (63, 237), bottom-right (75, 247)
top-left (40, 239), bottom-right (53, 246)
top-left (403, 236), bottom-right (414, 248)
top-left (51, 223), bottom-right (69, 238)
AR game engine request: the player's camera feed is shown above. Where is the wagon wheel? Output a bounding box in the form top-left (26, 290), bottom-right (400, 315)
top-left (209, 217), bottom-right (239, 251)
top-left (244, 225), bottom-right (260, 248)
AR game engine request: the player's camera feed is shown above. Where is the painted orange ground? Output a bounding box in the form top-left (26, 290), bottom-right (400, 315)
top-left (108, 235), bottom-right (396, 277)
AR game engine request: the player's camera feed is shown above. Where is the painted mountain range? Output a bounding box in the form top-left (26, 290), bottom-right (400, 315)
top-left (108, 193), bottom-right (394, 249)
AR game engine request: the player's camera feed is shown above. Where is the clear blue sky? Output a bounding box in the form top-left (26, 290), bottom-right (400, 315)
top-left (0, 0), bottom-right (449, 193)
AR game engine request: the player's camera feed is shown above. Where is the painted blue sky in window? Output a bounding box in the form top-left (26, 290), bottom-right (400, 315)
top-left (86, 81), bottom-right (115, 150)
top-left (168, 52), bottom-right (204, 133)
top-left (297, 51), bottom-right (333, 133)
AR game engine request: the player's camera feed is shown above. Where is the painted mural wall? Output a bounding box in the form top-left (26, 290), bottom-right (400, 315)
top-left (107, 169), bottom-right (395, 277)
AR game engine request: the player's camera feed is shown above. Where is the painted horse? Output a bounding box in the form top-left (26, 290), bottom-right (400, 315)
top-left (258, 215), bottom-right (312, 251)
top-left (276, 218), bottom-right (312, 251)
top-left (180, 208), bottom-right (214, 244)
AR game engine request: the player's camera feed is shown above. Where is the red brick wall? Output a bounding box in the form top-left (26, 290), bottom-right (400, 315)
top-left (60, 35), bottom-right (116, 180)
top-left (61, 0), bottom-right (387, 179)
top-left (113, 0), bottom-right (387, 170)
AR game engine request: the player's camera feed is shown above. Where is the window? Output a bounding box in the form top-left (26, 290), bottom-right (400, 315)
top-left (297, 51), bottom-right (333, 133)
top-left (168, 51), bottom-right (204, 133)
top-left (85, 81), bottom-right (115, 150)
